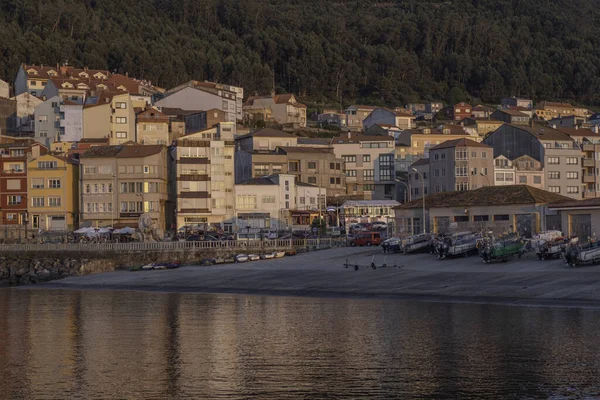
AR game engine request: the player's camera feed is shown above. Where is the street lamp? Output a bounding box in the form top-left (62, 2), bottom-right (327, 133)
top-left (411, 167), bottom-right (426, 234)
top-left (394, 179), bottom-right (411, 203)
top-left (480, 172), bottom-right (491, 187)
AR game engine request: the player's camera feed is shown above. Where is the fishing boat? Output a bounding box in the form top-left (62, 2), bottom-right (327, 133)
top-left (381, 237), bottom-right (401, 253)
top-left (437, 232), bottom-right (479, 259)
top-left (274, 251), bottom-right (286, 258)
top-left (535, 236), bottom-right (569, 260)
top-left (480, 233), bottom-right (526, 263)
top-left (260, 253), bottom-right (276, 259)
top-left (248, 254), bottom-right (261, 261)
top-left (531, 230), bottom-right (563, 250)
top-left (235, 254), bottom-right (249, 263)
top-left (141, 262), bottom-right (180, 270)
top-left (400, 233), bottom-right (432, 254)
top-left (564, 237), bottom-right (600, 267)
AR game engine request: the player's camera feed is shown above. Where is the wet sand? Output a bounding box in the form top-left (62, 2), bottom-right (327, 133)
top-left (27, 246), bottom-right (600, 308)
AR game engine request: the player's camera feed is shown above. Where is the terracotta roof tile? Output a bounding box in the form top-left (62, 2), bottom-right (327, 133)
top-left (430, 138), bottom-right (490, 150)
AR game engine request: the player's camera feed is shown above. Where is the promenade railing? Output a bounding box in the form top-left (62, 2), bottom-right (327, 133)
top-left (0, 238), bottom-right (348, 253)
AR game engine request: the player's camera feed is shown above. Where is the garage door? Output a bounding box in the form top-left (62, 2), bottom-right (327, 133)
top-left (49, 216), bottom-right (66, 231)
top-left (569, 214), bottom-right (591, 238)
top-left (435, 217), bottom-right (450, 234)
top-left (515, 214), bottom-right (533, 238)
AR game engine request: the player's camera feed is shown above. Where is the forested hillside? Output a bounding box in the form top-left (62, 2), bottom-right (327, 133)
top-left (2, 0), bottom-right (600, 107)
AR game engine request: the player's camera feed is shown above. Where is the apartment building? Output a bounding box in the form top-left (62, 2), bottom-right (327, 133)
top-left (0, 140), bottom-right (47, 226)
top-left (537, 101), bottom-right (590, 119)
top-left (184, 109), bottom-right (226, 134)
top-left (484, 125), bottom-right (582, 199)
top-left (362, 107), bottom-right (415, 130)
top-left (171, 122), bottom-right (235, 231)
top-left (396, 126), bottom-right (472, 158)
top-left (79, 144), bottom-right (169, 231)
top-left (83, 91), bottom-right (135, 144)
top-left (345, 105), bottom-right (377, 131)
top-left (33, 96), bottom-right (61, 146)
top-left (453, 102), bottom-right (472, 121)
top-left (14, 64), bottom-right (109, 96)
top-left (331, 133), bottom-right (395, 200)
top-left (156, 80), bottom-right (242, 123)
top-left (491, 109), bottom-right (530, 125)
top-left (427, 138), bottom-right (493, 195)
top-left (235, 128), bottom-right (298, 152)
top-left (27, 153), bottom-right (79, 231)
top-left (243, 93), bottom-right (307, 127)
top-left (136, 108), bottom-right (170, 145)
top-left (494, 155), bottom-right (544, 188)
top-left (235, 174), bottom-right (321, 230)
top-left (407, 158), bottom-right (429, 201)
top-left (317, 110), bottom-right (347, 128)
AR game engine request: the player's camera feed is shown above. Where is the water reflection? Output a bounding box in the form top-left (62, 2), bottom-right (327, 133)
top-left (1, 289), bottom-right (600, 399)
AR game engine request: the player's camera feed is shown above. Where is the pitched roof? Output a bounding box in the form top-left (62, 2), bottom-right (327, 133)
top-left (237, 176), bottom-right (278, 185)
top-left (430, 138), bottom-right (490, 150)
top-left (548, 197), bottom-right (600, 209)
top-left (554, 127), bottom-right (599, 138)
top-left (410, 158), bottom-right (430, 167)
top-left (473, 105), bottom-right (495, 112)
top-left (494, 109), bottom-right (529, 117)
top-left (508, 125), bottom-right (574, 142)
top-left (235, 128), bottom-right (296, 140)
top-left (332, 133), bottom-right (394, 144)
top-left (81, 144), bottom-right (164, 158)
top-left (396, 185), bottom-right (571, 210)
top-left (136, 108), bottom-right (169, 123)
top-left (244, 93), bottom-right (306, 108)
top-left (297, 137), bottom-right (330, 146)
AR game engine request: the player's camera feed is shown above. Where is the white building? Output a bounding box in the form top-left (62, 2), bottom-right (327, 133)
top-left (339, 200), bottom-right (400, 229)
top-left (235, 174), bottom-right (321, 230)
top-left (362, 107), bottom-right (415, 130)
top-left (60, 100), bottom-right (84, 143)
top-left (156, 81), bottom-right (242, 123)
top-left (171, 122), bottom-right (236, 231)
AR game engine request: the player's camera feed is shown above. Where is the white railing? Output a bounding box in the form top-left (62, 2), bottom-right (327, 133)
top-left (0, 238), bottom-right (347, 253)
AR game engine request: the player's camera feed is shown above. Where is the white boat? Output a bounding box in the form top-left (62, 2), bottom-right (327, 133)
top-left (401, 234), bottom-right (431, 254)
top-left (248, 254), bottom-right (260, 261)
top-left (565, 237), bottom-right (600, 266)
top-left (235, 254), bottom-right (249, 263)
top-left (443, 232), bottom-right (479, 258)
top-left (274, 251), bottom-right (286, 258)
top-left (260, 253), bottom-right (275, 259)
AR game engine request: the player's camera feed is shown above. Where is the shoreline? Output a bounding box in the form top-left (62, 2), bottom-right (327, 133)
top-left (24, 282), bottom-right (600, 310)
top-left (14, 246), bottom-right (600, 310)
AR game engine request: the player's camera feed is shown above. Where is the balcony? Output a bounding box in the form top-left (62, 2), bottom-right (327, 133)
top-left (583, 158), bottom-right (595, 167)
top-left (583, 144), bottom-right (596, 152)
top-left (583, 191), bottom-right (598, 199)
top-left (584, 174), bottom-right (596, 183)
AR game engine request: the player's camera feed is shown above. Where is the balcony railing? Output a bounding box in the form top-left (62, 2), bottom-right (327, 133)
top-left (583, 158), bottom-right (595, 167)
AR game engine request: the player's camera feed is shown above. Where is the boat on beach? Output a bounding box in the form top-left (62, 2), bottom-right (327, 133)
top-left (141, 262), bottom-right (180, 270)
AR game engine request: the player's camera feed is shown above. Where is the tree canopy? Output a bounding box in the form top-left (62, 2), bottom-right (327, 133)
top-left (1, 0), bottom-right (600, 107)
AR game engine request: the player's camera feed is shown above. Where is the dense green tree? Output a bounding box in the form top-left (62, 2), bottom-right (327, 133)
top-left (1, 0), bottom-right (600, 107)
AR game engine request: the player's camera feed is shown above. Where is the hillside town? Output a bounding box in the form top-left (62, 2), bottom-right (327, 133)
top-left (1, 64), bottom-right (600, 240)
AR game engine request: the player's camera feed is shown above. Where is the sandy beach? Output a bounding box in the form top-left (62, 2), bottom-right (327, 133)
top-left (25, 245), bottom-right (600, 308)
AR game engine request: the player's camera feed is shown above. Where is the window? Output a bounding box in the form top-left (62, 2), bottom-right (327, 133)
top-left (37, 161), bottom-right (58, 169)
top-left (455, 149), bottom-right (468, 160)
top-left (482, 168), bottom-right (488, 175)
top-left (379, 169), bottom-right (392, 181)
top-left (434, 154), bottom-right (439, 161)
top-left (482, 152), bottom-right (487, 159)
top-left (363, 184), bottom-right (374, 191)
top-left (548, 186), bottom-right (561, 193)
top-left (237, 195), bottom-right (257, 210)
top-left (434, 169), bottom-right (439, 177)
top-left (456, 182), bottom-right (469, 191)
top-left (308, 177), bottom-right (317, 184)
top-left (31, 197), bottom-right (44, 207)
top-left (534, 176), bottom-right (542, 184)
top-left (84, 166), bottom-right (97, 175)
top-left (493, 214), bottom-right (510, 221)
top-left (441, 168), bottom-right (446, 177)
top-left (116, 117), bottom-right (127, 124)
top-left (496, 173), bottom-right (504, 181)
top-left (48, 197), bottom-right (61, 207)
top-left (48, 179), bottom-right (61, 188)
top-left (363, 155), bottom-right (371, 162)
top-left (547, 157), bottom-right (559, 164)
top-left (567, 186), bottom-right (579, 194)
top-left (115, 102), bottom-right (127, 109)
top-left (30, 178), bottom-right (43, 189)
top-left (336, 177), bottom-right (341, 184)
top-left (144, 165), bottom-right (150, 174)
top-left (455, 166), bottom-right (468, 177)
top-left (363, 169), bottom-right (375, 180)
top-left (38, 115), bottom-right (48, 122)
top-left (505, 174), bottom-right (514, 181)
top-left (566, 157), bottom-right (579, 165)
top-left (345, 170), bottom-right (357, 177)
top-left (330, 177), bottom-right (335, 184)
top-left (336, 163), bottom-right (341, 170)
top-left (330, 163), bottom-right (335, 170)
top-left (116, 131), bottom-right (127, 138)
top-left (342, 155), bottom-right (356, 163)
top-left (519, 176), bottom-right (527, 183)
top-left (262, 196), bottom-right (276, 204)
top-left (471, 151), bottom-right (477, 158)
top-left (567, 172), bottom-right (579, 179)
top-left (307, 161), bottom-right (317, 169)
top-left (548, 172), bottom-right (560, 179)
top-left (39, 131), bottom-right (48, 138)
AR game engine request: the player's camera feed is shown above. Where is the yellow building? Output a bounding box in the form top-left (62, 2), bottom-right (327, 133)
top-left (83, 91), bottom-right (135, 145)
top-left (50, 141), bottom-right (74, 154)
top-left (27, 153), bottom-right (79, 231)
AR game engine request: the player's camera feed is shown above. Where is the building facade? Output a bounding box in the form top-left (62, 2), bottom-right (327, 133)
top-left (27, 153), bottom-right (79, 231)
top-left (171, 122), bottom-right (236, 230)
top-left (79, 144), bottom-right (169, 231)
top-left (345, 105), bottom-right (377, 131)
top-left (136, 108), bottom-right (170, 145)
top-left (83, 92), bottom-right (136, 144)
top-left (362, 107), bottom-right (415, 130)
top-left (243, 93), bottom-right (307, 127)
top-left (34, 96), bottom-right (61, 146)
top-left (331, 133), bottom-right (395, 200)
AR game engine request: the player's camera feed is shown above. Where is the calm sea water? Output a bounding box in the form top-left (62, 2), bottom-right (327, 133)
top-left (1, 289), bottom-right (600, 399)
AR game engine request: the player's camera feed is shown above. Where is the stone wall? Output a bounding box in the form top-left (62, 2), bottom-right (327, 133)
top-left (0, 241), bottom-right (341, 286)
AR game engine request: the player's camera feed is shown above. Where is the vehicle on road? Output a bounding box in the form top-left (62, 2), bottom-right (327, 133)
top-left (349, 231), bottom-right (381, 247)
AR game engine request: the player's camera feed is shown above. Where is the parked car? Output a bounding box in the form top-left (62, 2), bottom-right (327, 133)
top-left (261, 231), bottom-right (278, 240)
top-left (349, 232), bottom-right (382, 247)
top-left (186, 234), bottom-right (201, 241)
top-left (372, 222), bottom-right (388, 231)
top-left (236, 233), bottom-right (262, 241)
